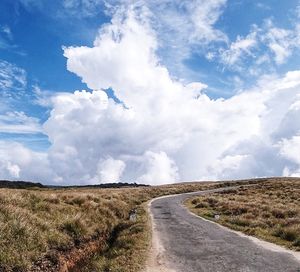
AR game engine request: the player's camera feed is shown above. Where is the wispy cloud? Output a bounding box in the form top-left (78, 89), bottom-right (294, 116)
top-left (0, 25), bottom-right (13, 50)
top-left (0, 25), bottom-right (26, 56)
top-left (219, 32), bottom-right (257, 68)
top-left (0, 111), bottom-right (42, 134)
top-left (0, 25), bottom-right (12, 40)
top-left (208, 17), bottom-right (300, 84)
top-left (0, 60), bottom-right (27, 93)
top-left (62, 0), bottom-right (104, 18)
top-left (103, 0), bottom-right (228, 79)
top-left (255, 2), bottom-right (271, 10)
top-left (18, 0), bottom-right (105, 18)
top-left (297, 1), bottom-right (300, 18)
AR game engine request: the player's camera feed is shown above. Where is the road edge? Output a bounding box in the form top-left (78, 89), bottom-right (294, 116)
top-left (145, 198), bottom-right (176, 272)
top-left (183, 198), bottom-right (300, 263)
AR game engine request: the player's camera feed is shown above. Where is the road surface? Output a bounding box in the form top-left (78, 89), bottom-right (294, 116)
top-left (147, 188), bottom-right (300, 272)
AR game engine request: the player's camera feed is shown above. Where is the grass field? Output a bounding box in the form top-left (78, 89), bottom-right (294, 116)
top-left (0, 180), bottom-right (240, 272)
top-left (186, 177), bottom-right (300, 251)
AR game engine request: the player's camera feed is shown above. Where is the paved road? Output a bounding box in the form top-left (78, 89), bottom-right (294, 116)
top-left (148, 188), bottom-right (300, 272)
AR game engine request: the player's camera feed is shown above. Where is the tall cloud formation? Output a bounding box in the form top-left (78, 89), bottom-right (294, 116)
top-left (1, 4), bottom-right (300, 184)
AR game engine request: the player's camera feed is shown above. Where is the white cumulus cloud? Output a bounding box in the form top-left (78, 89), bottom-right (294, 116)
top-left (280, 135), bottom-right (300, 176)
top-left (0, 3), bottom-right (300, 185)
top-left (137, 151), bottom-right (179, 185)
top-left (93, 157), bottom-right (126, 183)
top-left (0, 141), bottom-right (54, 181)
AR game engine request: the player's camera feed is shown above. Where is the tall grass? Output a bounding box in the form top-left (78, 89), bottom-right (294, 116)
top-left (0, 181), bottom-right (227, 271)
top-left (0, 179), bottom-right (265, 271)
top-left (186, 178), bottom-right (300, 251)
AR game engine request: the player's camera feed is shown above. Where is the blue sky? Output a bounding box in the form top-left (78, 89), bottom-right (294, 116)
top-left (0, 0), bottom-right (109, 150)
top-left (0, 0), bottom-right (300, 184)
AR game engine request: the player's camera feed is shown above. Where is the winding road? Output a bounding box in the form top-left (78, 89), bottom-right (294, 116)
top-left (147, 187), bottom-right (300, 272)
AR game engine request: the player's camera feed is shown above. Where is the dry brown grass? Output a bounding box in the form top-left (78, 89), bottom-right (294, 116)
top-left (186, 177), bottom-right (300, 251)
top-left (0, 181), bottom-right (233, 272)
top-left (0, 179), bottom-right (266, 271)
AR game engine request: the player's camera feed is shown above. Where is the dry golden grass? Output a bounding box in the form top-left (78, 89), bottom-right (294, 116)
top-left (0, 179), bottom-right (267, 271)
top-left (186, 177), bottom-right (300, 251)
top-left (0, 181), bottom-right (233, 272)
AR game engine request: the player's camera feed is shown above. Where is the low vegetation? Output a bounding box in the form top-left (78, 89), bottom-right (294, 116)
top-left (186, 177), bottom-right (300, 251)
top-left (0, 180), bottom-right (243, 272)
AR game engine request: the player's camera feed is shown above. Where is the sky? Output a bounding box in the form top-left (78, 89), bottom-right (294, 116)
top-left (0, 0), bottom-right (300, 185)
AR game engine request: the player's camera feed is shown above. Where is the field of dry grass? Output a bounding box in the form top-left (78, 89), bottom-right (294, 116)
top-left (186, 178), bottom-right (300, 251)
top-left (0, 181), bottom-right (240, 272)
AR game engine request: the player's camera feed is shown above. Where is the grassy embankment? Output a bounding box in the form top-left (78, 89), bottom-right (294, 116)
top-left (0, 180), bottom-right (247, 272)
top-left (186, 177), bottom-right (300, 251)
